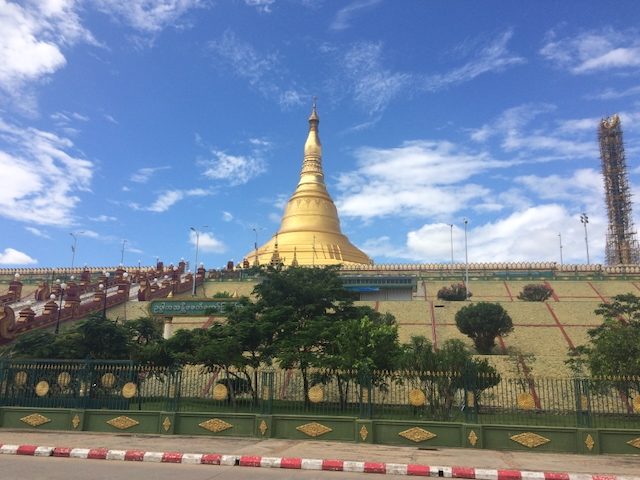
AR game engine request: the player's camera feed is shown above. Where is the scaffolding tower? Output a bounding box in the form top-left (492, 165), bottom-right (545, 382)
top-left (599, 114), bottom-right (640, 265)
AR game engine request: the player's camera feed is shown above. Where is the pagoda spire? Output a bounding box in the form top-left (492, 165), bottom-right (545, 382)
top-left (243, 102), bottom-right (372, 267)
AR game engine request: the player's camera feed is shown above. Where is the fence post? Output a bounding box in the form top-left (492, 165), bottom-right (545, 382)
top-left (574, 378), bottom-right (592, 428)
top-left (261, 368), bottom-right (274, 415)
top-left (358, 369), bottom-right (372, 419)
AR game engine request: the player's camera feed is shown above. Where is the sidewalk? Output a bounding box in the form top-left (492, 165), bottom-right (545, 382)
top-left (1, 429), bottom-right (639, 478)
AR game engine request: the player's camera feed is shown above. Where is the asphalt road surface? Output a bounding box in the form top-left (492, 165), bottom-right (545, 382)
top-left (1, 455), bottom-right (375, 480)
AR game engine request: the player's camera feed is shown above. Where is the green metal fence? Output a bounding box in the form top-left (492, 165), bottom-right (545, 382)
top-left (1, 360), bottom-right (638, 429)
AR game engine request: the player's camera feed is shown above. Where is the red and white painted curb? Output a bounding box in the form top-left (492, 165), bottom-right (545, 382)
top-left (1, 443), bottom-right (636, 479)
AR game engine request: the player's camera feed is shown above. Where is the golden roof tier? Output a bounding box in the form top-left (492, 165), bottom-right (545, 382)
top-left (244, 104), bottom-right (372, 267)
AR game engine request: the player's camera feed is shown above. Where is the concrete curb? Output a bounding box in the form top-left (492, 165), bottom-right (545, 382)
top-left (1, 443), bottom-right (636, 479)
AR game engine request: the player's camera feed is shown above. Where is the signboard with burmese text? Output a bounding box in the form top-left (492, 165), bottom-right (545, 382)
top-left (149, 300), bottom-right (240, 316)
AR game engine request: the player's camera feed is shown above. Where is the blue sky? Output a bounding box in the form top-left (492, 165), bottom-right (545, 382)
top-left (2, 0), bottom-right (640, 268)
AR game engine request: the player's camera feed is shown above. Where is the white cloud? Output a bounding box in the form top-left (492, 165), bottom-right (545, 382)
top-left (25, 226), bottom-right (50, 239)
top-left (89, 215), bottom-right (117, 222)
top-left (335, 140), bottom-right (511, 220)
top-left (95, 0), bottom-right (204, 33)
top-left (80, 230), bottom-right (100, 238)
top-left (0, 0), bottom-right (95, 107)
top-left (424, 29), bottom-right (525, 91)
top-left (516, 169), bottom-right (603, 203)
top-left (130, 166), bottom-right (170, 183)
top-left (189, 230), bottom-right (226, 253)
top-left (0, 116), bottom-right (93, 226)
top-left (142, 188), bottom-right (211, 213)
top-left (244, 0), bottom-right (275, 13)
top-left (342, 42), bottom-right (412, 115)
top-left (330, 0), bottom-right (381, 31)
top-left (471, 103), bottom-right (596, 160)
top-left (0, 247), bottom-right (37, 265)
top-left (222, 211), bottom-right (233, 222)
top-left (404, 205), bottom-right (606, 264)
top-left (207, 30), bottom-right (306, 108)
top-left (588, 85), bottom-right (640, 100)
top-left (201, 150), bottom-right (266, 186)
top-left (540, 28), bottom-right (640, 74)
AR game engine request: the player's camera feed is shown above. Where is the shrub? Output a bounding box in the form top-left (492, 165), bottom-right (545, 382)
top-left (518, 284), bottom-right (553, 302)
top-left (437, 283), bottom-right (471, 301)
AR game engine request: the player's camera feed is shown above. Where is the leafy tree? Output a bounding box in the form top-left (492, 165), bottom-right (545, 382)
top-left (399, 336), bottom-right (499, 419)
top-left (253, 266), bottom-right (356, 403)
top-left (126, 317), bottom-right (163, 345)
top-left (437, 283), bottom-right (471, 301)
top-left (455, 302), bottom-right (513, 354)
top-left (518, 284), bottom-right (553, 302)
top-left (8, 330), bottom-right (58, 358)
top-left (567, 294), bottom-right (640, 378)
top-left (318, 308), bottom-right (401, 409)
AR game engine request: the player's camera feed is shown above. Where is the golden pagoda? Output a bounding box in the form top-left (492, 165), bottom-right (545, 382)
top-left (244, 104), bottom-right (372, 267)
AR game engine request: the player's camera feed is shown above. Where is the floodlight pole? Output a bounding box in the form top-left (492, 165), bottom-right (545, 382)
top-left (580, 213), bottom-right (590, 265)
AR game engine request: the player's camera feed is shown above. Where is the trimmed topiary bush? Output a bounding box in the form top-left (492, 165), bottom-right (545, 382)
top-left (518, 284), bottom-right (553, 302)
top-left (437, 283), bottom-right (471, 301)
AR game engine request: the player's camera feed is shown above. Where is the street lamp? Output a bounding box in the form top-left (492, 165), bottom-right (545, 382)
top-left (558, 233), bottom-right (563, 267)
top-left (449, 224), bottom-right (454, 265)
top-left (580, 213), bottom-right (590, 264)
top-left (100, 271), bottom-right (110, 319)
top-left (54, 280), bottom-right (67, 334)
top-left (464, 218), bottom-right (470, 300)
top-left (190, 226), bottom-right (208, 296)
top-left (69, 232), bottom-right (83, 270)
top-left (120, 239), bottom-right (127, 265)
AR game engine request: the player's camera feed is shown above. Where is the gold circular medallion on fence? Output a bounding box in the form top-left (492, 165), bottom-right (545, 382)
top-left (15, 371), bottom-right (28, 386)
top-left (212, 383), bottom-right (228, 401)
top-left (35, 380), bottom-right (50, 397)
top-left (633, 395), bottom-right (640, 414)
top-left (408, 388), bottom-right (426, 407)
top-left (57, 372), bottom-right (71, 387)
top-left (308, 386), bottom-right (324, 403)
top-left (121, 382), bottom-right (137, 399)
top-left (516, 392), bottom-right (535, 410)
top-left (101, 373), bottom-right (116, 388)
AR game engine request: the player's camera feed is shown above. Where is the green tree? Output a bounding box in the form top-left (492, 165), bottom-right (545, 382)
top-left (318, 308), bottom-right (401, 409)
top-left (567, 294), bottom-right (640, 378)
top-left (126, 317), bottom-right (163, 345)
top-left (252, 266), bottom-right (356, 403)
top-left (399, 336), bottom-right (499, 419)
top-left (455, 302), bottom-right (513, 354)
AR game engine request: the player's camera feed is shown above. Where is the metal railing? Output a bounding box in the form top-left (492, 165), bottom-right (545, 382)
top-left (1, 360), bottom-right (638, 429)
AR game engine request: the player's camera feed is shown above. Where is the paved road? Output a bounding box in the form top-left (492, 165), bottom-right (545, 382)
top-left (1, 429), bottom-right (639, 477)
top-left (0, 455), bottom-right (374, 480)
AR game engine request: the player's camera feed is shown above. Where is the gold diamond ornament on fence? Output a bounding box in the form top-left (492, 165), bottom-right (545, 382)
top-left (510, 432), bottom-right (551, 448)
top-left (398, 427), bottom-right (437, 443)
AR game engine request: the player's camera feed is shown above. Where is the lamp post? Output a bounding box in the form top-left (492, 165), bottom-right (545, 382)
top-left (558, 233), bottom-right (563, 267)
top-left (54, 280), bottom-right (67, 334)
top-left (190, 227), bottom-right (201, 296)
top-left (69, 232), bottom-right (83, 270)
top-left (100, 271), bottom-right (110, 319)
top-left (449, 224), bottom-right (454, 265)
top-left (120, 239), bottom-right (127, 265)
top-left (580, 213), bottom-right (590, 265)
top-left (464, 218), bottom-right (469, 300)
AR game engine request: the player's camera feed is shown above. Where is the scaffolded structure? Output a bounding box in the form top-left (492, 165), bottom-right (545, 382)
top-left (599, 114), bottom-right (640, 265)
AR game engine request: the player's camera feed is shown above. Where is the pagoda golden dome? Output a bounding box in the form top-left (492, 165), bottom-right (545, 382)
top-left (244, 104), bottom-right (372, 267)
